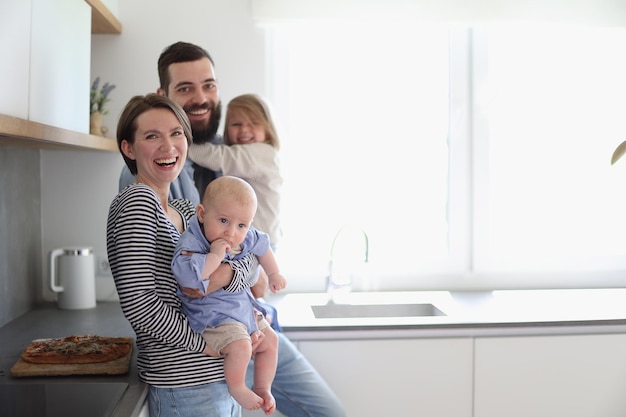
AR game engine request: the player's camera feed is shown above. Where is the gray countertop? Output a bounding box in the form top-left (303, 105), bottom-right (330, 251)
top-left (0, 302), bottom-right (146, 417)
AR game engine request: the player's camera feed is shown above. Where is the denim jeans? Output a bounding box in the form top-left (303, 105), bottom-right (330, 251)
top-left (149, 381), bottom-right (241, 417)
top-left (246, 332), bottom-right (346, 417)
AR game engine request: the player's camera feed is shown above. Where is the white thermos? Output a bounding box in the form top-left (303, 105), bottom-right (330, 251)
top-left (49, 247), bottom-right (96, 310)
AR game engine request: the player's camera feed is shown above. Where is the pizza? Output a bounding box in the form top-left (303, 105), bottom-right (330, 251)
top-left (20, 335), bottom-right (133, 365)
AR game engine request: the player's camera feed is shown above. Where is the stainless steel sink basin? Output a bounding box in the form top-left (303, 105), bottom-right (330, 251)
top-left (311, 302), bottom-right (446, 319)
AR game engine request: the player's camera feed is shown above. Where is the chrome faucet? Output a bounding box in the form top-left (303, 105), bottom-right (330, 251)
top-left (326, 225), bottom-right (369, 299)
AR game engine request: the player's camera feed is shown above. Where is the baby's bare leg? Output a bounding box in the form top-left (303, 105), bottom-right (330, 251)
top-left (221, 339), bottom-right (263, 410)
top-left (252, 327), bottom-right (279, 415)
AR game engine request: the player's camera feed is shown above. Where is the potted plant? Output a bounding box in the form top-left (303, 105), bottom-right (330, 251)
top-left (90, 77), bottom-right (115, 136)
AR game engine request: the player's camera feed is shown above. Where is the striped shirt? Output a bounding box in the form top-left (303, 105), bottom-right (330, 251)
top-left (106, 184), bottom-right (258, 387)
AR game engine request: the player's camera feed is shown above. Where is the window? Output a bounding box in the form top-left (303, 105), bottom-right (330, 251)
top-left (264, 20), bottom-right (626, 292)
top-left (472, 24), bottom-right (626, 286)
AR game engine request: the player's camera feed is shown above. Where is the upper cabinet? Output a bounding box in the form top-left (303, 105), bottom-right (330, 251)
top-left (30, 0), bottom-right (91, 133)
top-left (0, 0), bottom-right (31, 120)
top-left (0, 0), bottom-right (120, 152)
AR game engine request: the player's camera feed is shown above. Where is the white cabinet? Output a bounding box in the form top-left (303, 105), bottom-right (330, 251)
top-left (30, 0), bottom-right (91, 133)
top-left (143, 331), bottom-right (626, 417)
top-left (0, 0), bottom-right (31, 118)
top-left (0, 0), bottom-right (90, 133)
top-left (474, 334), bottom-right (626, 417)
top-left (298, 337), bottom-right (474, 417)
top-left (0, 0), bottom-right (117, 151)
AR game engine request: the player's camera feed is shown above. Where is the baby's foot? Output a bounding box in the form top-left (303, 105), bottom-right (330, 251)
top-left (254, 388), bottom-right (276, 415)
top-left (229, 385), bottom-right (264, 410)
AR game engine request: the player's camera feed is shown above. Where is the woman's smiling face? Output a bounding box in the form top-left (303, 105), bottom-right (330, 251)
top-left (123, 107), bottom-right (188, 189)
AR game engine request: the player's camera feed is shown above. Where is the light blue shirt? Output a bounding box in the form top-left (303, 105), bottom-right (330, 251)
top-left (171, 214), bottom-right (269, 334)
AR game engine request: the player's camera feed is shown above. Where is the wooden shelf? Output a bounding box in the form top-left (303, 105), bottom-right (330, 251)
top-left (85, 0), bottom-right (122, 34)
top-left (0, 114), bottom-right (118, 152)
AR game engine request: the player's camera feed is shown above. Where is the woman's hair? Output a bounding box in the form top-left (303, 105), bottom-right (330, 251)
top-left (116, 93), bottom-right (193, 175)
top-left (158, 41), bottom-right (214, 92)
top-left (223, 94), bottom-right (280, 150)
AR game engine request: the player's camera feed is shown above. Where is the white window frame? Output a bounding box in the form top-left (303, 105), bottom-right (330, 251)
top-left (263, 22), bottom-right (626, 292)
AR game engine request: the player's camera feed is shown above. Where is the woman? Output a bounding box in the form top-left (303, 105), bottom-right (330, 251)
top-left (107, 94), bottom-right (259, 417)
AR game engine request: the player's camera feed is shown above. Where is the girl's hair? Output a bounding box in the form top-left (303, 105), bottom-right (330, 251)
top-left (223, 94), bottom-right (280, 150)
top-left (116, 93), bottom-right (193, 175)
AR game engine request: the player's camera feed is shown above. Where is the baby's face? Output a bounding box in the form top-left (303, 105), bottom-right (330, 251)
top-left (200, 198), bottom-right (255, 248)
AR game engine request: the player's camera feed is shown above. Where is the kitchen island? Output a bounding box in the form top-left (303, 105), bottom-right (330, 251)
top-left (5, 289), bottom-right (626, 417)
top-left (264, 288), bottom-right (626, 417)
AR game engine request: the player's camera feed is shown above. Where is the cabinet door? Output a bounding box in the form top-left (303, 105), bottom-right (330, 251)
top-left (30, 0), bottom-right (90, 132)
top-left (475, 334), bottom-right (626, 417)
top-left (0, 0), bottom-right (31, 118)
top-left (299, 338), bottom-right (473, 417)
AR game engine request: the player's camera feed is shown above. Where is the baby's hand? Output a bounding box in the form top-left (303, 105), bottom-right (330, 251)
top-left (209, 238), bottom-right (230, 259)
top-left (268, 273), bottom-right (287, 293)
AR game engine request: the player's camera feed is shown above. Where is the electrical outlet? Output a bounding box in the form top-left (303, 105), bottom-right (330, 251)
top-left (96, 256), bottom-right (111, 275)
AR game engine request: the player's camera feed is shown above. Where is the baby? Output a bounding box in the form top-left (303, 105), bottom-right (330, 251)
top-left (172, 175), bottom-right (287, 414)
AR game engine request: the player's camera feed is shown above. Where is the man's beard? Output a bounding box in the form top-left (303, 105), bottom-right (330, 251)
top-left (185, 100), bottom-right (222, 144)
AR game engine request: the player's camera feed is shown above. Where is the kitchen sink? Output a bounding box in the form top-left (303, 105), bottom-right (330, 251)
top-left (311, 302), bottom-right (446, 319)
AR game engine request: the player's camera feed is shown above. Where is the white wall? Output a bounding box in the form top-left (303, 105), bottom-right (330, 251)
top-left (91, 0), bottom-right (266, 137)
top-left (40, 0), bottom-right (266, 301)
top-left (251, 0), bottom-right (626, 24)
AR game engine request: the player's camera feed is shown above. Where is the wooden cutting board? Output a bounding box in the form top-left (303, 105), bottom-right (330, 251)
top-left (10, 338), bottom-right (133, 377)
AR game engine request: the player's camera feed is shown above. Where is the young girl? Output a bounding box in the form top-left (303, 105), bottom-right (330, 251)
top-left (188, 94), bottom-right (282, 247)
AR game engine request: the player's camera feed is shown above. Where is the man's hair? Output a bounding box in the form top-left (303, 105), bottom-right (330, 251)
top-left (158, 42), bottom-right (215, 92)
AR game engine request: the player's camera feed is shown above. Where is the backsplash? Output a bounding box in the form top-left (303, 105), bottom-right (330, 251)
top-left (0, 146), bottom-right (42, 327)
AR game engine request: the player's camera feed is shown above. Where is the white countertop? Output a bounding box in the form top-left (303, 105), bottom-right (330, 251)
top-left (267, 289), bottom-right (626, 340)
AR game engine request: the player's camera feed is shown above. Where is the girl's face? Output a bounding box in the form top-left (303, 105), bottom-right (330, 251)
top-left (227, 110), bottom-right (266, 145)
top-left (121, 107), bottom-right (188, 190)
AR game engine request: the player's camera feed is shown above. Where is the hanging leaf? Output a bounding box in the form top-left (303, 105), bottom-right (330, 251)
top-left (611, 140), bottom-right (626, 165)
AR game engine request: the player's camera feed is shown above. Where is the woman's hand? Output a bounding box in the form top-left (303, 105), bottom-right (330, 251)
top-left (180, 286), bottom-right (206, 298)
top-left (250, 330), bottom-right (264, 353)
top-left (203, 345), bottom-right (220, 357)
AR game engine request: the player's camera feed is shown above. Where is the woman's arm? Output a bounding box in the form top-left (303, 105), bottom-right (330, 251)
top-left (107, 187), bottom-right (205, 352)
top-left (224, 252), bottom-right (260, 293)
top-left (180, 256), bottom-right (258, 297)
